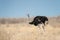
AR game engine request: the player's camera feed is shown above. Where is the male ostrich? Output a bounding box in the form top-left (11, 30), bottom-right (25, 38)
top-left (29, 16), bottom-right (48, 31)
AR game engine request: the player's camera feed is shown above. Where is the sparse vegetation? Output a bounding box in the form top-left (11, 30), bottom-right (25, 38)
top-left (0, 16), bottom-right (60, 27)
top-left (0, 16), bottom-right (60, 40)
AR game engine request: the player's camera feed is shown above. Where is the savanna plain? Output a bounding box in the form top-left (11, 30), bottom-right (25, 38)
top-left (0, 16), bottom-right (60, 40)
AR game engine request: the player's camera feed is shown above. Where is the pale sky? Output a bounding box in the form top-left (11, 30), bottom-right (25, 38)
top-left (0, 0), bottom-right (60, 18)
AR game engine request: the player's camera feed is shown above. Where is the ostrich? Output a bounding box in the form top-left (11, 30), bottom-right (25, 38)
top-left (29, 16), bottom-right (48, 31)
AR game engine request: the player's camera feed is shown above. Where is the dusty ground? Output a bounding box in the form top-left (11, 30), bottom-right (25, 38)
top-left (0, 23), bottom-right (60, 40)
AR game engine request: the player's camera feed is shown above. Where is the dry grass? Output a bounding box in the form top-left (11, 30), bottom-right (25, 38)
top-left (0, 23), bottom-right (60, 40)
top-left (0, 16), bottom-right (60, 40)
